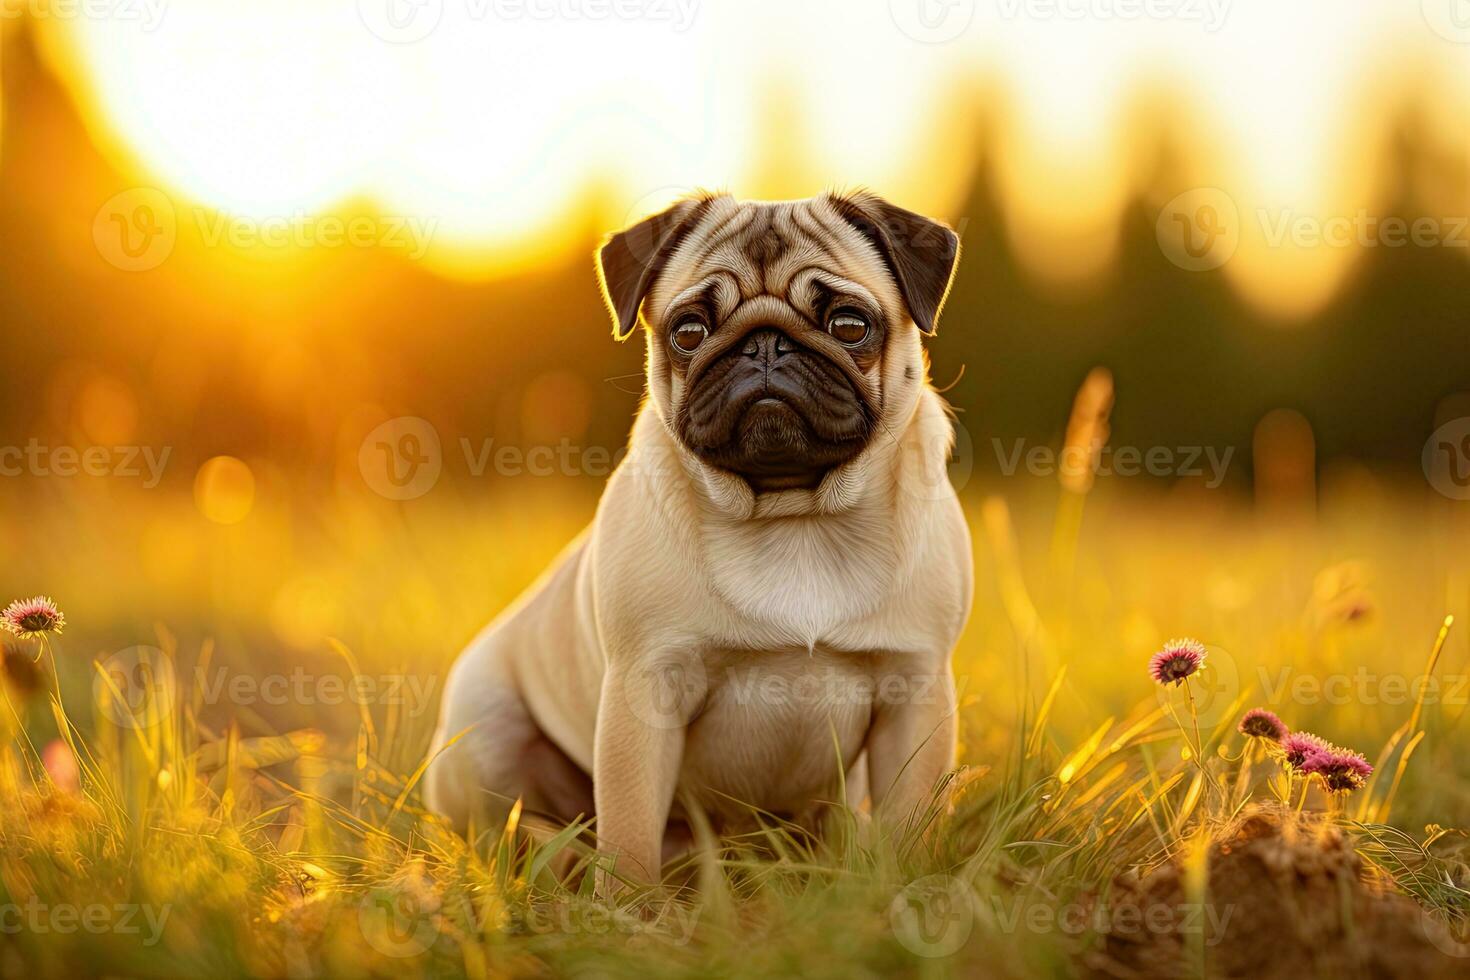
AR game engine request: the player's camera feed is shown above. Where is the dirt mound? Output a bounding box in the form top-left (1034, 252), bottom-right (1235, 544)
top-left (1086, 810), bottom-right (1466, 979)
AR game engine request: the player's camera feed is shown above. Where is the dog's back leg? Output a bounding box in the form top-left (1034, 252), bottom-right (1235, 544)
top-left (425, 643), bottom-right (595, 842)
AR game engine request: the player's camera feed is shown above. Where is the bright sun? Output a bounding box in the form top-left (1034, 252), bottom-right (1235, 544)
top-left (41, 0), bottom-right (1470, 308)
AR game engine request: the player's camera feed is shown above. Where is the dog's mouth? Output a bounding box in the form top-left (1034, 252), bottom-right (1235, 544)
top-left (675, 329), bottom-right (873, 492)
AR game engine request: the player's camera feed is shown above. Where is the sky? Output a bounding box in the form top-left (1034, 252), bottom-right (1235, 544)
top-left (25, 0), bottom-right (1470, 314)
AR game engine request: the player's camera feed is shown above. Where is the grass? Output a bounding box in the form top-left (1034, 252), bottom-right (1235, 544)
top-left (1, 469), bottom-right (1469, 977)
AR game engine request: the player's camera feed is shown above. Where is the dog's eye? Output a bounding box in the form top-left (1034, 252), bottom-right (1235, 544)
top-left (670, 318), bottom-right (709, 353)
top-left (826, 311), bottom-right (869, 346)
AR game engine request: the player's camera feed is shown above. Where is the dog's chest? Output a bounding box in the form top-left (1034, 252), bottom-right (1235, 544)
top-left (679, 644), bottom-right (882, 818)
top-left (701, 512), bottom-right (901, 646)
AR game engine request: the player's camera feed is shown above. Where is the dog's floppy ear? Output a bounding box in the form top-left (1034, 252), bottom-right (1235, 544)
top-left (828, 191), bottom-right (960, 336)
top-left (597, 196), bottom-right (714, 341)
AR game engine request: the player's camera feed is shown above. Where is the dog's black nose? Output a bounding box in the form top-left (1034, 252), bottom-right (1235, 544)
top-left (741, 328), bottom-right (799, 362)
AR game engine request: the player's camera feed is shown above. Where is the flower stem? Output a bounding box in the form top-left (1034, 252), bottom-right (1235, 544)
top-left (1183, 684), bottom-right (1219, 801)
top-left (1232, 741), bottom-right (1255, 807)
top-left (43, 636), bottom-right (68, 720)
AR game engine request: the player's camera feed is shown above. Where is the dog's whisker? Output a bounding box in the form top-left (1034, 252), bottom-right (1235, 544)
top-left (932, 363), bottom-right (966, 395)
top-left (604, 375), bottom-right (647, 395)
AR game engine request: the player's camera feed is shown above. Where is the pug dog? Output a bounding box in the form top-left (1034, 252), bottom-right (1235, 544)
top-left (425, 191), bottom-right (972, 885)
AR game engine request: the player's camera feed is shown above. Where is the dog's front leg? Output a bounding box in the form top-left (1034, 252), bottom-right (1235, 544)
top-left (865, 659), bottom-right (957, 832)
top-left (593, 651), bottom-right (705, 891)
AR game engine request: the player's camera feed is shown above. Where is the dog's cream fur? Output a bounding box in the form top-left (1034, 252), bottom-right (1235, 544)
top-left (425, 193), bottom-right (972, 884)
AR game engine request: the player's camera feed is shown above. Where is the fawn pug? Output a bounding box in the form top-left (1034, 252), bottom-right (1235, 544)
top-left (426, 191), bottom-right (971, 884)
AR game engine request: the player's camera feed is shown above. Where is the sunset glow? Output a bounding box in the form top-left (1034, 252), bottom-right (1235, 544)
top-left (33, 0), bottom-right (1470, 314)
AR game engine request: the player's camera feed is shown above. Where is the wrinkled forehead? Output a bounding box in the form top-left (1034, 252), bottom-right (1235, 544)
top-left (646, 197), bottom-right (901, 325)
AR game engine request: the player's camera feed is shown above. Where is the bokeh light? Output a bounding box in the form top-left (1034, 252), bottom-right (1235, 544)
top-left (194, 455), bottom-right (256, 524)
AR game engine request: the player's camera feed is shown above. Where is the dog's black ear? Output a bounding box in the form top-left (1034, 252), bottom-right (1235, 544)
top-left (829, 191), bottom-right (960, 336)
top-left (597, 196), bottom-right (714, 341)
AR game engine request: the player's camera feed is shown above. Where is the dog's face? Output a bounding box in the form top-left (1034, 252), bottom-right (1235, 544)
top-left (598, 192), bottom-right (959, 493)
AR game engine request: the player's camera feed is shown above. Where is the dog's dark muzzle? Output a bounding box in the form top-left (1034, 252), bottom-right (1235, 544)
top-left (677, 328), bottom-right (872, 489)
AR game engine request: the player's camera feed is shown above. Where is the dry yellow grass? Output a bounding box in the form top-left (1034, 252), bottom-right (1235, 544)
top-left (0, 465), bottom-right (1468, 976)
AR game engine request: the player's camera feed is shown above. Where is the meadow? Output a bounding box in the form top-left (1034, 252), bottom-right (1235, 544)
top-left (0, 2), bottom-right (1466, 976)
top-left (1, 452), bottom-right (1468, 978)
